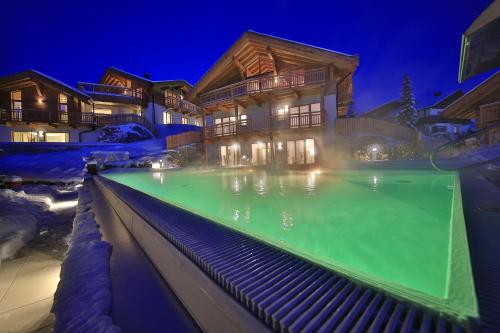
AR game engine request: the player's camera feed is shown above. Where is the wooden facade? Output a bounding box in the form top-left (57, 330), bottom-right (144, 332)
top-left (186, 31), bottom-right (359, 166)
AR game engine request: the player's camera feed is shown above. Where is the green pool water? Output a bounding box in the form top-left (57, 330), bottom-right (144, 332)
top-left (103, 168), bottom-right (477, 318)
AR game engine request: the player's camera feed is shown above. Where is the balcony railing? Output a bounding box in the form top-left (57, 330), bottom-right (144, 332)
top-left (203, 111), bottom-right (324, 139)
top-left (77, 82), bottom-right (143, 99)
top-left (0, 109), bottom-right (73, 124)
top-left (200, 68), bottom-right (326, 106)
top-left (165, 92), bottom-right (201, 117)
top-left (1, 109), bottom-right (154, 133)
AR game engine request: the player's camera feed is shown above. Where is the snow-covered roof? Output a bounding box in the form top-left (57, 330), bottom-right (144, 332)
top-left (0, 69), bottom-right (91, 100)
top-left (247, 30), bottom-right (357, 58)
top-left (101, 67), bottom-right (192, 90)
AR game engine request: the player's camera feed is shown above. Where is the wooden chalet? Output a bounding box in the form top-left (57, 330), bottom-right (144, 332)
top-left (186, 31), bottom-right (359, 166)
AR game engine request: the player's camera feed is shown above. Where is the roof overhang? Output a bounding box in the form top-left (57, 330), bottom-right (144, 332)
top-left (0, 69), bottom-right (90, 101)
top-left (458, 0), bottom-right (500, 82)
top-left (443, 71), bottom-right (500, 118)
top-left (187, 31), bottom-right (359, 101)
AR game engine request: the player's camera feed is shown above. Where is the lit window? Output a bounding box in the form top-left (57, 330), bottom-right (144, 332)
top-left (311, 103), bottom-right (321, 112)
top-left (240, 114), bottom-right (247, 125)
top-left (11, 90), bottom-right (22, 110)
top-left (182, 117), bottom-right (189, 125)
top-left (59, 94), bottom-right (68, 113)
top-left (194, 119), bottom-right (201, 127)
top-left (95, 109), bottom-right (112, 115)
top-left (163, 112), bottom-right (172, 124)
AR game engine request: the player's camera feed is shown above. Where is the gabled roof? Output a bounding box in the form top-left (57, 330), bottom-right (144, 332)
top-left (100, 67), bottom-right (192, 92)
top-left (0, 69), bottom-right (91, 100)
top-left (187, 31), bottom-right (359, 101)
top-left (443, 70), bottom-right (500, 118)
top-left (362, 100), bottom-right (401, 120)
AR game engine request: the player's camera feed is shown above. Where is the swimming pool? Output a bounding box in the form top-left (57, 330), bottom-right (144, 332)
top-left (103, 168), bottom-right (477, 319)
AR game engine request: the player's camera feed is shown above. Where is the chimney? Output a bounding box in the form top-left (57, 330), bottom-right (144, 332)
top-left (144, 73), bottom-right (152, 79)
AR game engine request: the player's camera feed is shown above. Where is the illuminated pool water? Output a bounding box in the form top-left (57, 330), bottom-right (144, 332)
top-left (103, 168), bottom-right (477, 318)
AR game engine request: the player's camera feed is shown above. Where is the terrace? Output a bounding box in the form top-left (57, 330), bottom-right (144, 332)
top-left (77, 82), bottom-right (143, 104)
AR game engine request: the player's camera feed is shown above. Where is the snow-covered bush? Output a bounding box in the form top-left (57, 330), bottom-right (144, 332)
top-left (98, 124), bottom-right (153, 143)
top-left (52, 187), bottom-right (120, 333)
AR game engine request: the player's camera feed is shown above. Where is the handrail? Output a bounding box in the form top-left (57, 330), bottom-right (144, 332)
top-left (77, 82), bottom-right (143, 99)
top-left (199, 68), bottom-right (326, 106)
top-left (164, 92), bottom-right (201, 117)
top-left (203, 111), bottom-right (324, 139)
top-left (0, 108), bottom-right (154, 134)
top-left (430, 120), bottom-right (500, 171)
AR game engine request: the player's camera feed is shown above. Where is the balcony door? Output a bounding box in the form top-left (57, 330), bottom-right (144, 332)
top-left (220, 144), bottom-right (240, 167)
top-left (251, 142), bottom-right (271, 165)
top-left (11, 91), bottom-right (22, 121)
top-left (286, 139), bottom-right (315, 165)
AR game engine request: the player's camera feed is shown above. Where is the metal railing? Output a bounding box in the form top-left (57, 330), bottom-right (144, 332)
top-left (335, 118), bottom-right (418, 142)
top-left (430, 120), bottom-right (500, 171)
top-left (200, 68), bottom-right (326, 106)
top-left (77, 82), bottom-right (143, 99)
top-left (164, 92), bottom-right (201, 117)
top-left (203, 111), bottom-right (324, 139)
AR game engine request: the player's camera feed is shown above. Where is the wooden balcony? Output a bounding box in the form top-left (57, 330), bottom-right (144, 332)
top-left (480, 101), bottom-right (500, 127)
top-left (1, 109), bottom-right (154, 133)
top-left (203, 111), bottom-right (324, 140)
top-left (0, 109), bottom-right (75, 125)
top-left (77, 82), bottom-right (143, 103)
top-left (164, 92), bottom-right (201, 117)
top-left (200, 68), bottom-right (326, 106)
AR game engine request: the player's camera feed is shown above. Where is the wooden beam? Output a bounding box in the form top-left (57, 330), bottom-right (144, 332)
top-left (248, 95), bottom-right (261, 107)
top-left (266, 46), bottom-right (278, 75)
top-left (233, 56), bottom-right (247, 79)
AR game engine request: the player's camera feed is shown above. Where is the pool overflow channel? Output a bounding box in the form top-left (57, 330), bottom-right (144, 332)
top-left (94, 174), bottom-right (477, 333)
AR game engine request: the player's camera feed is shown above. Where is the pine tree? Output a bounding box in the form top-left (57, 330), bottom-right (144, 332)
top-left (398, 75), bottom-right (417, 128)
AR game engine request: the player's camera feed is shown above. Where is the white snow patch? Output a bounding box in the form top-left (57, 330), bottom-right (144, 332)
top-left (0, 215), bottom-right (37, 265)
top-left (52, 187), bottom-right (121, 333)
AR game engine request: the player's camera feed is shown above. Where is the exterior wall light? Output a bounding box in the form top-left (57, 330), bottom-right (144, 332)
top-left (38, 98), bottom-right (43, 103)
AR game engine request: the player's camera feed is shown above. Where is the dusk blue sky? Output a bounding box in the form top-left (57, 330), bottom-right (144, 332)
top-left (1, 0), bottom-right (495, 112)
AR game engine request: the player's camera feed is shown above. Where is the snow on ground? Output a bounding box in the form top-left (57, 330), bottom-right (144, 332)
top-left (98, 124), bottom-right (154, 143)
top-left (0, 188), bottom-right (54, 264)
top-left (52, 187), bottom-right (120, 333)
top-left (0, 139), bottom-right (167, 182)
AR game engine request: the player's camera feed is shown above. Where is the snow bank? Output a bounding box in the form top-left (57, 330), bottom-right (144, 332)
top-left (0, 188), bottom-right (53, 264)
top-left (52, 187), bottom-right (121, 333)
top-left (0, 215), bottom-right (37, 265)
top-left (98, 124), bottom-right (153, 143)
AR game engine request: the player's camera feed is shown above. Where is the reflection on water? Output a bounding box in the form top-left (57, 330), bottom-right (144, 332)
top-left (372, 176), bottom-right (379, 191)
top-left (105, 168), bottom-right (463, 305)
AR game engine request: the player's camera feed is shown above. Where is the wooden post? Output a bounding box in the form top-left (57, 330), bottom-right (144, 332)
top-left (268, 94), bottom-right (275, 165)
top-left (202, 108), bottom-right (209, 165)
top-left (234, 104), bottom-right (239, 136)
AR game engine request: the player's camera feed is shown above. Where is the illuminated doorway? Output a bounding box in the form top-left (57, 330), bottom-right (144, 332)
top-left (251, 142), bottom-right (271, 165)
top-left (286, 139), bottom-right (315, 165)
top-left (220, 144), bottom-right (240, 167)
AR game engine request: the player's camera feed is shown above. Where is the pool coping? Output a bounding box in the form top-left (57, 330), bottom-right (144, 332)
top-left (95, 174), bottom-right (474, 332)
